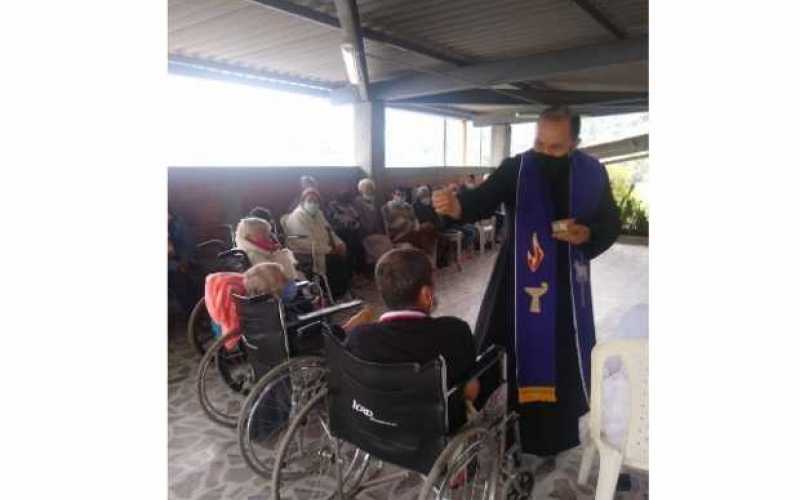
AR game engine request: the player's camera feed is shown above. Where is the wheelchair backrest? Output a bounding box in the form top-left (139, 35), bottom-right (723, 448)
top-left (323, 332), bottom-right (449, 475)
top-left (233, 294), bottom-right (289, 376)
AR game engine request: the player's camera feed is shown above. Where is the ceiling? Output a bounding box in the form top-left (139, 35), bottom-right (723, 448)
top-left (168, 0), bottom-right (648, 123)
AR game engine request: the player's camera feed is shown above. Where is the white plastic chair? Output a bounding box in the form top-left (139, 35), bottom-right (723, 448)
top-left (578, 338), bottom-right (649, 500)
top-left (474, 216), bottom-right (496, 254)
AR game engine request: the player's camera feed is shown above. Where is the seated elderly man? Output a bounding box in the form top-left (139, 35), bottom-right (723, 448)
top-left (413, 185), bottom-right (458, 268)
top-left (352, 178), bottom-right (394, 267)
top-left (283, 187), bottom-right (352, 299)
top-left (326, 190), bottom-right (367, 277)
top-left (383, 187), bottom-right (438, 257)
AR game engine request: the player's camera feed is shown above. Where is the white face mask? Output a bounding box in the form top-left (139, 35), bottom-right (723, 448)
top-left (303, 201), bottom-right (319, 216)
top-left (420, 197), bottom-right (432, 206)
top-left (362, 193), bottom-right (374, 202)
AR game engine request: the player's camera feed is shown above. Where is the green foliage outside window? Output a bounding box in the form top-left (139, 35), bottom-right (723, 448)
top-left (607, 157), bottom-right (649, 237)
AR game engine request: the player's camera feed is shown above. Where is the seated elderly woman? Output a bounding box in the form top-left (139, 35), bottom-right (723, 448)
top-left (235, 216), bottom-right (300, 280)
top-left (282, 187), bottom-right (352, 299)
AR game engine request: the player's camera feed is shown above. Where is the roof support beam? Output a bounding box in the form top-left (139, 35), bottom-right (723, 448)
top-left (582, 134), bottom-right (649, 161)
top-left (570, 0), bottom-right (627, 39)
top-left (333, 0), bottom-right (370, 101)
top-left (387, 104), bottom-right (478, 121)
top-left (167, 54), bottom-right (333, 97)
top-left (333, 36), bottom-right (647, 102)
top-left (246, 0), bottom-right (467, 65)
top-left (393, 89), bottom-right (648, 106)
top-left (471, 103), bottom-right (648, 127)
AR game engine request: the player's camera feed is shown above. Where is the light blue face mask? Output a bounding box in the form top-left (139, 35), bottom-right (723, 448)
top-left (303, 201), bottom-right (320, 216)
top-left (281, 280), bottom-right (298, 302)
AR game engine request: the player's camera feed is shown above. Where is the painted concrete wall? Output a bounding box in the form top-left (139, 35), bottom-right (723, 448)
top-left (168, 165), bottom-right (495, 240)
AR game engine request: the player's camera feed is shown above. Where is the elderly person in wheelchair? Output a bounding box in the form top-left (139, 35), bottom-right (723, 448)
top-left (234, 216), bottom-right (300, 281)
top-left (270, 248), bottom-right (533, 500)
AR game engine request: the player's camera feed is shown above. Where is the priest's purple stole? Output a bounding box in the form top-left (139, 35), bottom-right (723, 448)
top-left (514, 149), bottom-right (606, 405)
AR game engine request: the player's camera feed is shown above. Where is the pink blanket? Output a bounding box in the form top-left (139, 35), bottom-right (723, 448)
top-left (204, 272), bottom-right (246, 351)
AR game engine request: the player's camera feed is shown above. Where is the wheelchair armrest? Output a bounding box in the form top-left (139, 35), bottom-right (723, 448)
top-left (295, 280), bottom-right (312, 290)
top-left (447, 345), bottom-right (506, 397)
top-left (288, 299), bottom-right (364, 327)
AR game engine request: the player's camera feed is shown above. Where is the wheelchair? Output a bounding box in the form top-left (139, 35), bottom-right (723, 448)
top-left (196, 287), bottom-right (363, 430)
top-left (186, 241), bottom-right (333, 357)
top-left (186, 248), bottom-right (252, 356)
top-left (270, 332), bottom-right (534, 500)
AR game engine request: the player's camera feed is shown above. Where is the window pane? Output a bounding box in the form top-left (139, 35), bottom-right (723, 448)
top-left (465, 121), bottom-right (481, 165)
top-left (166, 75), bottom-right (354, 166)
top-left (510, 122), bottom-right (536, 155)
top-left (386, 108), bottom-right (445, 167)
top-left (480, 127), bottom-right (492, 166)
top-left (580, 112), bottom-right (648, 147)
top-left (445, 119), bottom-right (465, 166)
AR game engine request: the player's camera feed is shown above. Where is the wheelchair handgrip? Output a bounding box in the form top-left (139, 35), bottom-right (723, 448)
top-left (196, 239), bottom-right (227, 249)
top-left (447, 345), bottom-right (506, 397)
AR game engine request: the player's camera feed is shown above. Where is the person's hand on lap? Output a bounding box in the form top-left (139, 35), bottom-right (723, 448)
top-left (464, 379), bottom-right (480, 402)
top-left (552, 218), bottom-right (591, 245)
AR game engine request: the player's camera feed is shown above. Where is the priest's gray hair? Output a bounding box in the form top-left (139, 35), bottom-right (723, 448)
top-left (539, 105), bottom-right (581, 142)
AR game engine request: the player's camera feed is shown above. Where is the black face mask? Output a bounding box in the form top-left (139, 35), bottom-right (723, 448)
top-left (534, 150), bottom-right (570, 176)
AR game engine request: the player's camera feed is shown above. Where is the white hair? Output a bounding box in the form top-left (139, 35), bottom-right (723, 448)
top-left (358, 178), bottom-right (375, 194)
top-left (235, 217), bottom-right (271, 245)
top-left (243, 262), bottom-right (288, 297)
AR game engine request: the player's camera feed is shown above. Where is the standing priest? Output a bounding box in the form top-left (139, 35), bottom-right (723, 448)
top-left (433, 106), bottom-right (621, 458)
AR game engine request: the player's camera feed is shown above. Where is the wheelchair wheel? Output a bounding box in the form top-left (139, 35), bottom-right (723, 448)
top-left (196, 331), bottom-right (255, 427)
top-left (237, 356), bottom-right (327, 480)
top-left (271, 391), bottom-right (370, 500)
top-left (186, 297), bottom-right (215, 357)
top-left (418, 427), bottom-right (501, 500)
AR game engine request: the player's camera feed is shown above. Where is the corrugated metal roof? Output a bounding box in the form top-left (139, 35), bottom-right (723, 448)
top-left (168, 0), bottom-right (648, 119)
top-left (169, 0), bottom-right (451, 84)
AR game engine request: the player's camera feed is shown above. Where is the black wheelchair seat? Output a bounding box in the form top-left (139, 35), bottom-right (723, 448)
top-left (234, 294), bottom-right (364, 379)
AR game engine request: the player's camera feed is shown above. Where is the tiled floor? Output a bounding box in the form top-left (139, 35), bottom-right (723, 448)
top-left (168, 244), bottom-right (649, 499)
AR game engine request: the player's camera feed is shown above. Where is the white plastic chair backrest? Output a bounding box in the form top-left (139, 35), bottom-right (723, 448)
top-left (590, 338), bottom-right (649, 471)
top-left (479, 216), bottom-right (496, 229)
